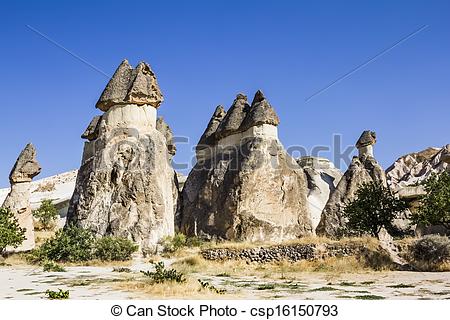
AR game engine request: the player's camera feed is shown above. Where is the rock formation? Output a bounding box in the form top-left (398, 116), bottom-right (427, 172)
top-left (181, 91), bottom-right (312, 242)
top-left (2, 143), bottom-right (41, 251)
top-left (67, 60), bottom-right (176, 254)
top-left (297, 157), bottom-right (343, 233)
top-left (386, 144), bottom-right (450, 236)
top-left (386, 145), bottom-right (450, 190)
top-left (316, 131), bottom-right (386, 237)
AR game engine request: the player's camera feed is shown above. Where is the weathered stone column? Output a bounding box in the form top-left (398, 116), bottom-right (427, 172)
top-left (67, 60), bottom-right (177, 254)
top-left (2, 143), bottom-right (41, 252)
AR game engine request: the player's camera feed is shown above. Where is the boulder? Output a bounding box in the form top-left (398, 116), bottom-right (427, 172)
top-left (316, 131), bottom-right (386, 237)
top-left (67, 60), bottom-right (176, 254)
top-left (180, 91), bottom-right (312, 242)
top-left (2, 143), bottom-right (41, 252)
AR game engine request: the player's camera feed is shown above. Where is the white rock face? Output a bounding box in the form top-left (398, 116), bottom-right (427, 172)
top-left (386, 145), bottom-right (449, 190)
top-left (297, 157), bottom-right (343, 233)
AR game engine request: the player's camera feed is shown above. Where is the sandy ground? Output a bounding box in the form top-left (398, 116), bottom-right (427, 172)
top-left (1, 258), bottom-right (449, 300)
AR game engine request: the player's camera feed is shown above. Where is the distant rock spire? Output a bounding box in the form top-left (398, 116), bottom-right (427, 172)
top-left (9, 143), bottom-right (41, 184)
top-left (240, 90), bottom-right (280, 132)
top-left (197, 105), bottom-right (227, 147)
top-left (96, 60), bottom-right (163, 112)
top-left (356, 130), bottom-right (377, 158)
top-left (215, 93), bottom-right (250, 140)
top-left (156, 116), bottom-right (177, 158)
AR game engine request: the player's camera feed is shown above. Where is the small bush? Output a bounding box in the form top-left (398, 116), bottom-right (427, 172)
top-left (33, 199), bottom-right (59, 231)
top-left (141, 262), bottom-right (186, 283)
top-left (42, 260), bottom-right (66, 272)
top-left (159, 233), bottom-right (187, 253)
top-left (32, 225), bottom-right (95, 263)
top-left (0, 207), bottom-right (25, 254)
top-left (94, 236), bottom-right (138, 261)
top-left (198, 279), bottom-right (226, 294)
top-left (113, 267), bottom-right (132, 273)
top-left (45, 289), bottom-right (69, 300)
top-left (409, 235), bottom-right (450, 270)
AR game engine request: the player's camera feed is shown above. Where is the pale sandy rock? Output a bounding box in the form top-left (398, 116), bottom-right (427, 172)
top-left (317, 131), bottom-right (386, 237)
top-left (181, 91), bottom-right (312, 241)
top-left (386, 145), bottom-right (450, 190)
top-left (68, 60), bottom-right (175, 254)
top-left (2, 143), bottom-right (41, 252)
top-left (297, 157), bottom-right (343, 233)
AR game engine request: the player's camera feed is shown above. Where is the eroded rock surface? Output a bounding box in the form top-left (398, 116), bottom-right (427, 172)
top-left (181, 91), bottom-right (312, 242)
top-left (297, 157), bottom-right (343, 233)
top-left (2, 143), bottom-right (41, 252)
top-left (316, 131), bottom-right (386, 237)
top-left (67, 60), bottom-right (176, 253)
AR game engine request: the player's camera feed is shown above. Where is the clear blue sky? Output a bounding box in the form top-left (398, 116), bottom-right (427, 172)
top-left (1, 0), bottom-right (449, 187)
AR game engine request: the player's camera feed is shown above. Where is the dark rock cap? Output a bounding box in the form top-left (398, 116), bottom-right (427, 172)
top-left (240, 90), bottom-right (280, 132)
top-left (81, 115), bottom-right (102, 141)
top-left (9, 143), bottom-right (41, 184)
top-left (215, 94), bottom-right (250, 140)
top-left (96, 60), bottom-right (163, 112)
top-left (197, 105), bottom-right (227, 148)
top-left (356, 130), bottom-right (377, 148)
top-left (156, 116), bottom-right (176, 156)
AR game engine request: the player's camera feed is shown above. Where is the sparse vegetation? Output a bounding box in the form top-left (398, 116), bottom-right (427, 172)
top-left (45, 289), bottom-right (69, 300)
top-left (29, 225), bottom-right (138, 263)
top-left (113, 267), bottom-right (132, 273)
top-left (141, 262), bottom-right (186, 283)
top-left (0, 207), bottom-right (25, 254)
top-left (408, 235), bottom-right (450, 271)
top-left (412, 172), bottom-right (450, 228)
top-left (387, 283), bottom-right (415, 288)
top-left (42, 260), bottom-right (66, 272)
top-left (94, 236), bottom-right (138, 261)
top-left (353, 294), bottom-right (385, 300)
top-left (343, 182), bottom-right (408, 236)
top-left (198, 280), bottom-right (226, 294)
top-left (30, 225), bottom-right (95, 263)
top-left (159, 233), bottom-right (204, 253)
top-left (33, 199), bottom-right (58, 231)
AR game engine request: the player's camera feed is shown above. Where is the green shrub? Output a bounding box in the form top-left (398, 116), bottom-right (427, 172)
top-left (159, 233), bottom-right (187, 253)
top-left (94, 236), bottom-right (138, 261)
top-left (343, 182), bottom-right (408, 236)
top-left (412, 172), bottom-right (450, 228)
top-left (0, 207), bottom-right (25, 254)
top-left (409, 235), bottom-right (450, 270)
top-left (42, 260), bottom-right (66, 272)
top-left (33, 199), bottom-right (59, 231)
top-left (45, 289), bottom-right (69, 300)
top-left (34, 225), bottom-right (95, 262)
top-left (141, 262), bottom-right (186, 283)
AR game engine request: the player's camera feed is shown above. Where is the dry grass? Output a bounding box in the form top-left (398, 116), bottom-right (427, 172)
top-left (172, 253), bottom-right (375, 280)
top-left (114, 276), bottom-right (234, 299)
top-left (34, 230), bottom-right (57, 246)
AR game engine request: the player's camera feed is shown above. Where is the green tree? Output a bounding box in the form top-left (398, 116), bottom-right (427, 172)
top-left (33, 199), bottom-right (59, 230)
top-left (343, 182), bottom-right (408, 236)
top-left (0, 207), bottom-right (26, 254)
top-left (412, 172), bottom-right (450, 228)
